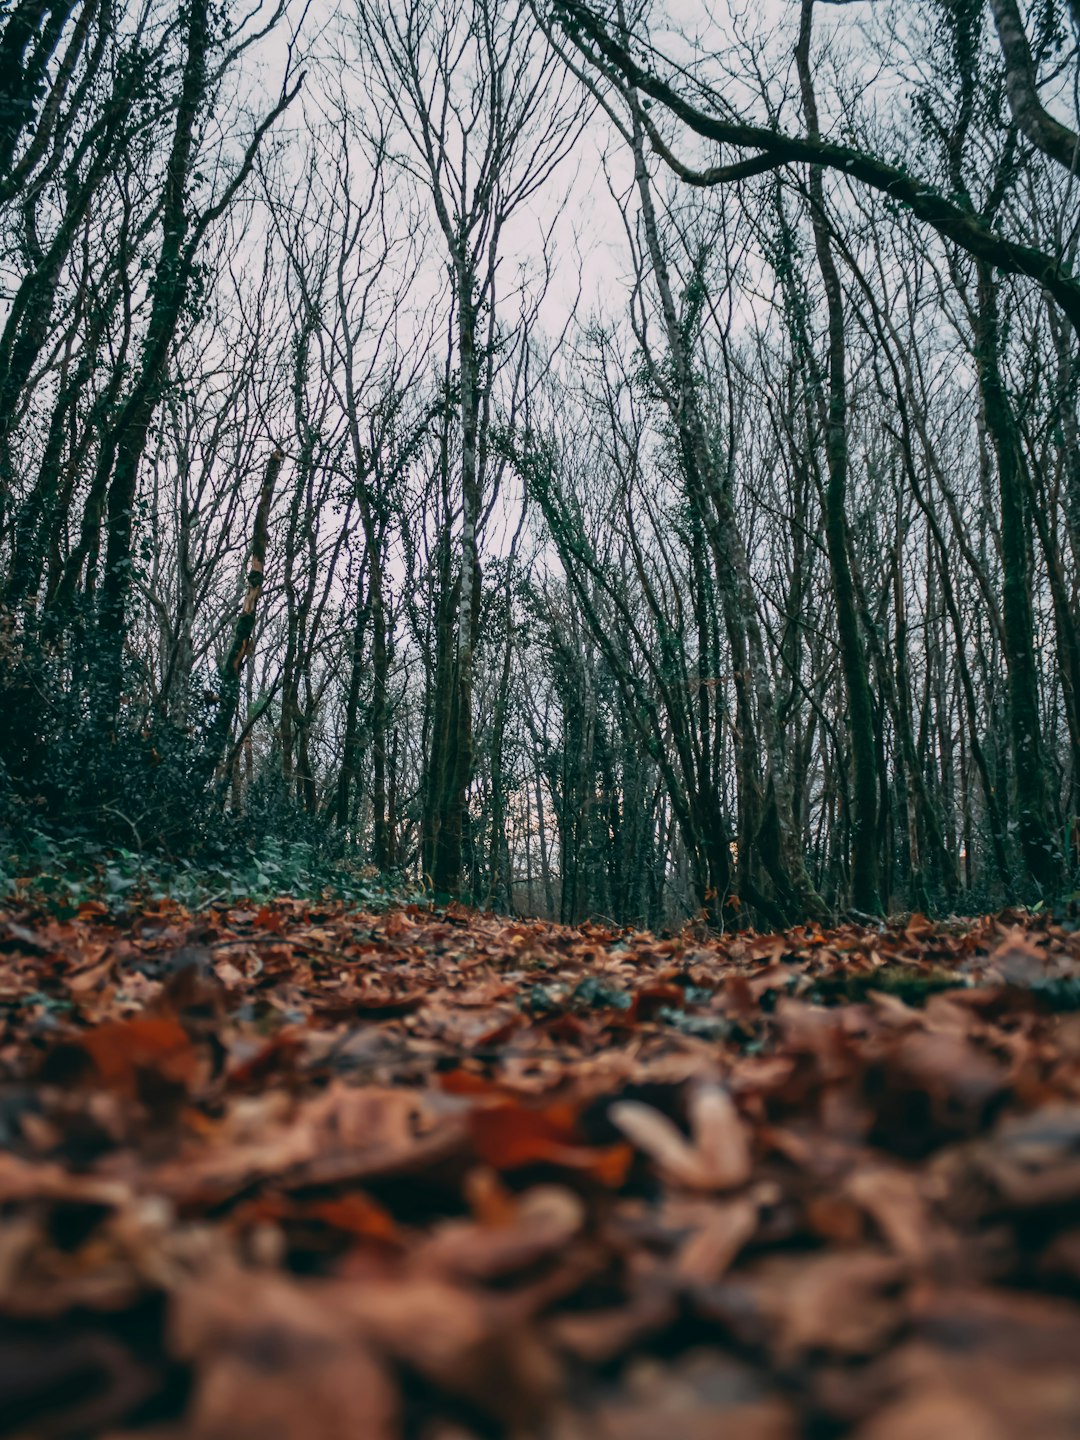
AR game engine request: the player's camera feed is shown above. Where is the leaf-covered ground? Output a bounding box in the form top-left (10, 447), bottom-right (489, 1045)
top-left (3, 899), bottom-right (1080, 1438)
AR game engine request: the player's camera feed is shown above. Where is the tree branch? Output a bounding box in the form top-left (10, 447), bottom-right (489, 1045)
top-left (552, 0), bottom-right (1080, 332)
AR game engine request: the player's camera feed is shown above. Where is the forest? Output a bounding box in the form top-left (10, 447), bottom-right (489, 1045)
top-left (2, 0), bottom-right (1079, 928)
top-left (5, 4), bottom-right (1080, 1436)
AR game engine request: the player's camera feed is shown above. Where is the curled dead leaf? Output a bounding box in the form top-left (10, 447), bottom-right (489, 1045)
top-left (610, 1085), bottom-right (752, 1191)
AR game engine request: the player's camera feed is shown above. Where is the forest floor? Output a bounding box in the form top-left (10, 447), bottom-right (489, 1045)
top-left (2, 898), bottom-right (1080, 1438)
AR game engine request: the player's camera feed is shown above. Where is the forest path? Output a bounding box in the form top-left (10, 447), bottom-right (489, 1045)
top-left (2, 898), bottom-right (1080, 1437)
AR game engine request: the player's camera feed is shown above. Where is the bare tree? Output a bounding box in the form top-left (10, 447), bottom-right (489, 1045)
top-left (353, 0), bottom-right (584, 896)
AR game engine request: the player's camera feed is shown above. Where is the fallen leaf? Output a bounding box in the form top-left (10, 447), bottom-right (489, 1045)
top-left (610, 1085), bottom-right (751, 1190)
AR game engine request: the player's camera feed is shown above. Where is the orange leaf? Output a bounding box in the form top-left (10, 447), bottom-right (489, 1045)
top-left (468, 1102), bottom-right (631, 1185)
top-left (79, 1016), bottom-right (197, 1098)
top-left (309, 1193), bottom-right (401, 1243)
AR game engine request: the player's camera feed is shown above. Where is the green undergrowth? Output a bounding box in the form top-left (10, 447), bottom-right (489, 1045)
top-left (0, 829), bottom-right (408, 917)
top-left (807, 967), bottom-right (964, 1007)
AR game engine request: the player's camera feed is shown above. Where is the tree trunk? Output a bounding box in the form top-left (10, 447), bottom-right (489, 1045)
top-left (201, 446), bottom-right (282, 785)
top-left (797, 0), bottom-right (880, 913)
top-left (974, 263), bottom-right (1061, 891)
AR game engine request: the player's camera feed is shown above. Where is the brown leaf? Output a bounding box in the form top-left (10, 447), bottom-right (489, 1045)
top-left (698, 1250), bottom-right (907, 1361)
top-left (419, 1184), bottom-right (585, 1279)
top-left (172, 1270), bottom-right (399, 1440)
top-left (675, 1195), bottom-right (758, 1281)
top-left (847, 1166), bottom-right (936, 1264)
top-left (610, 1085), bottom-right (751, 1191)
top-left (986, 928), bottom-right (1050, 987)
top-left (338, 1275), bottom-right (560, 1427)
top-left (855, 1389), bottom-right (1008, 1440)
